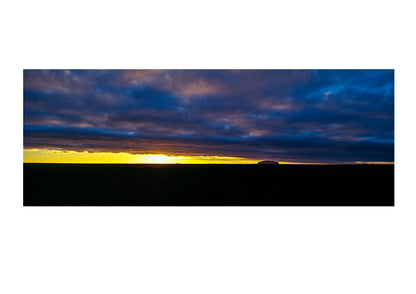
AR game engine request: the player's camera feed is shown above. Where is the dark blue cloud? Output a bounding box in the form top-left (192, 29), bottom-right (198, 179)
top-left (23, 69), bottom-right (394, 163)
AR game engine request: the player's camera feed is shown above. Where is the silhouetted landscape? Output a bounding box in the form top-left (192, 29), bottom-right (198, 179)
top-left (24, 70), bottom-right (395, 206)
top-left (24, 163), bottom-right (394, 206)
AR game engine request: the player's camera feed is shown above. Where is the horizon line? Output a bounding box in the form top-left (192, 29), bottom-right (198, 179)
top-left (23, 161), bottom-right (395, 165)
top-left (23, 148), bottom-right (394, 165)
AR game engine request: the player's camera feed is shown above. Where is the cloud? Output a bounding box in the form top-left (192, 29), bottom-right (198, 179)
top-left (23, 70), bottom-right (394, 163)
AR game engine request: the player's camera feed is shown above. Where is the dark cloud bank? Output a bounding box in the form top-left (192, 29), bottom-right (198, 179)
top-left (24, 70), bottom-right (394, 163)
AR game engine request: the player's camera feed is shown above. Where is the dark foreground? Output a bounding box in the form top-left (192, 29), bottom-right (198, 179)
top-left (24, 163), bottom-right (394, 206)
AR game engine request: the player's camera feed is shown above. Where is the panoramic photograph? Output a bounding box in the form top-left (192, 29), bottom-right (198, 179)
top-left (23, 69), bottom-right (394, 205)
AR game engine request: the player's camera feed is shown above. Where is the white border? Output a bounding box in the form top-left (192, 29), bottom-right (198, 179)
top-left (2, 1), bottom-right (416, 294)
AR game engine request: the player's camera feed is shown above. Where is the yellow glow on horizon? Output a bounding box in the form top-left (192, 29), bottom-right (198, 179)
top-left (23, 149), bottom-right (395, 165)
top-left (23, 149), bottom-right (258, 164)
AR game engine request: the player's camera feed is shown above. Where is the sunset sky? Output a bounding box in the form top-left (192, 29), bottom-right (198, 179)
top-left (23, 70), bottom-right (394, 164)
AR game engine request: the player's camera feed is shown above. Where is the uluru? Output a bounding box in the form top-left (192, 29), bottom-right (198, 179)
top-left (257, 160), bottom-right (280, 165)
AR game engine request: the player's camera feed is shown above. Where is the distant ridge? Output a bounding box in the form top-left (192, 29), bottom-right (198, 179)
top-left (258, 160), bottom-right (279, 165)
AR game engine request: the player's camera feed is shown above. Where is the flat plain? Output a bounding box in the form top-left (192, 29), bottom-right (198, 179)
top-left (23, 163), bottom-right (394, 206)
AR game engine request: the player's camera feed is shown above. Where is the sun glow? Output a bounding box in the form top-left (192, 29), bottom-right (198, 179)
top-left (138, 154), bottom-right (177, 164)
top-left (23, 149), bottom-right (258, 164)
top-left (23, 149), bottom-right (394, 165)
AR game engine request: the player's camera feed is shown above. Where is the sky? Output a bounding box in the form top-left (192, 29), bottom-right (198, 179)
top-left (23, 70), bottom-right (394, 164)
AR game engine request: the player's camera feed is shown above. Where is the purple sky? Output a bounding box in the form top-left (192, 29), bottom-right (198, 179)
top-left (24, 70), bottom-right (394, 163)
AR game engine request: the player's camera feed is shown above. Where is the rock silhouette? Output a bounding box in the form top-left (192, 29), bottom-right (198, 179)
top-left (258, 160), bottom-right (280, 165)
